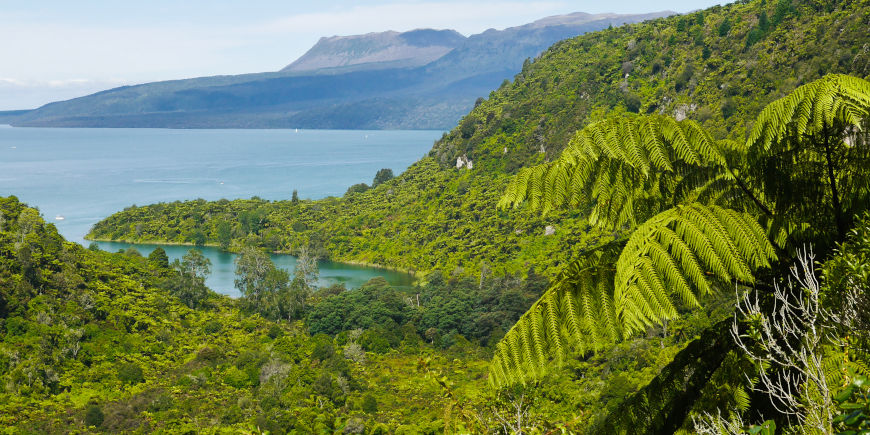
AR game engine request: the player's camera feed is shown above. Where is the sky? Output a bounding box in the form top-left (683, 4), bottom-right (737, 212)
top-left (0, 0), bottom-right (723, 110)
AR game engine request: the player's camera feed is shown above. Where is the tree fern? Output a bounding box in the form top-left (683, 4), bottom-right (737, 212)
top-left (747, 74), bottom-right (870, 246)
top-left (489, 203), bottom-right (776, 387)
top-left (491, 115), bottom-right (776, 387)
top-left (748, 74), bottom-right (870, 150)
top-left (499, 115), bottom-right (732, 230)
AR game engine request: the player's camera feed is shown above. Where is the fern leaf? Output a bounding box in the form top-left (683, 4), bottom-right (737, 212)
top-left (488, 245), bottom-right (621, 387)
top-left (748, 74), bottom-right (870, 150)
top-left (614, 203), bottom-right (776, 335)
top-left (499, 115), bottom-right (729, 229)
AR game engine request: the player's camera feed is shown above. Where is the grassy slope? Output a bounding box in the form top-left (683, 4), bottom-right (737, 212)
top-left (88, 0), bottom-right (870, 283)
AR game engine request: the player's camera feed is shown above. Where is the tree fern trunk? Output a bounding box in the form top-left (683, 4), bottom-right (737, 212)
top-left (822, 124), bottom-right (846, 241)
top-left (587, 317), bottom-right (735, 434)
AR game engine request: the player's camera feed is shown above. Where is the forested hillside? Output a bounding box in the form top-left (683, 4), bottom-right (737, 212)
top-left (1, 195), bottom-right (501, 431)
top-left (1, 196), bottom-right (735, 431)
top-left (90, 0), bottom-right (870, 280)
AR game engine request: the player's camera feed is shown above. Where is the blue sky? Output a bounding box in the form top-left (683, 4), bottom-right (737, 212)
top-left (0, 1), bottom-right (724, 109)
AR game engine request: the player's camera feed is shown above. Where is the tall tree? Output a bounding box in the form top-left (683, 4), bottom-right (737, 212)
top-left (215, 220), bottom-right (232, 250)
top-left (147, 247), bottom-right (169, 269)
top-left (372, 168), bottom-right (394, 187)
top-left (167, 249), bottom-right (211, 308)
top-left (235, 247), bottom-right (310, 320)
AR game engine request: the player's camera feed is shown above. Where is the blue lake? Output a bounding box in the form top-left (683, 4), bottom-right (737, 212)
top-left (0, 127), bottom-right (441, 295)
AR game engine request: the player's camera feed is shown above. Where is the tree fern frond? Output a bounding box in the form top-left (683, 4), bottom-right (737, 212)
top-left (498, 115), bottom-right (729, 229)
top-left (655, 226), bottom-right (712, 298)
top-left (507, 331), bottom-right (527, 385)
top-left (709, 206), bottom-right (775, 269)
top-left (543, 290), bottom-right (564, 361)
top-left (488, 245), bottom-right (622, 387)
top-left (748, 74), bottom-right (870, 150)
top-left (682, 205), bottom-right (753, 282)
top-left (614, 203), bottom-right (776, 336)
top-left (747, 74), bottom-right (870, 249)
top-left (529, 308), bottom-right (548, 373)
top-left (518, 320), bottom-right (539, 377)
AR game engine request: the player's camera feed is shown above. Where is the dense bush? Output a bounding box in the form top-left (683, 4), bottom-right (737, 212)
top-left (84, 403), bottom-right (104, 427)
top-left (308, 271), bottom-right (546, 348)
top-left (116, 363), bottom-right (145, 385)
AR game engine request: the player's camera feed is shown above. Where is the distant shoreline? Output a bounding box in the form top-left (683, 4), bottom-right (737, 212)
top-left (87, 236), bottom-right (421, 279)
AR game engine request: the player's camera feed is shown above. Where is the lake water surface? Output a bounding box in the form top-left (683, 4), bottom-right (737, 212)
top-left (0, 127), bottom-right (441, 295)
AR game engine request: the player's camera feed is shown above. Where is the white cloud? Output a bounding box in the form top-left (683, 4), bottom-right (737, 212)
top-left (0, 20), bottom-right (247, 81)
top-left (0, 78), bottom-right (27, 87)
top-left (258, 1), bottom-right (569, 36)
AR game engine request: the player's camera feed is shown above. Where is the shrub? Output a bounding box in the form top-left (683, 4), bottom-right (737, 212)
top-left (359, 328), bottom-right (393, 353)
top-left (345, 183), bottom-right (370, 196)
top-left (202, 319), bottom-right (222, 334)
top-left (196, 346), bottom-right (223, 363)
top-left (116, 363), bottom-right (144, 385)
top-left (312, 339), bottom-right (335, 361)
top-left (372, 168), bottom-right (394, 187)
top-left (370, 423), bottom-right (390, 435)
top-left (84, 403), bottom-right (104, 427)
top-left (343, 342), bottom-right (367, 364)
top-left (148, 394), bottom-right (174, 412)
top-left (5, 316), bottom-right (28, 336)
top-left (362, 394), bottom-right (378, 414)
top-left (267, 324), bottom-right (283, 339)
top-left (623, 92), bottom-right (642, 113)
top-left (717, 18), bottom-right (732, 36)
top-left (721, 98), bottom-right (736, 119)
top-left (220, 405), bottom-right (244, 424)
top-left (343, 417), bottom-right (365, 434)
top-left (675, 63), bottom-right (694, 91)
top-left (147, 247), bottom-right (169, 269)
top-left (223, 366), bottom-right (251, 388)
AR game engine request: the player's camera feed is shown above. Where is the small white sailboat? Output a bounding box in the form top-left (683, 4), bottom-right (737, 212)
top-left (55, 215), bottom-right (65, 221)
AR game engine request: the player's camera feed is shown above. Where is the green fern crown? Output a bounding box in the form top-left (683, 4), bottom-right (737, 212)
top-left (491, 74), bottom-right (870, 388)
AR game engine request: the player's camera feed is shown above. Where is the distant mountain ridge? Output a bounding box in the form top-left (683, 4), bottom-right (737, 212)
top-left (283, 29), bottom-right (466, 73)
top-left (7, 10), bottom-right (674, 129)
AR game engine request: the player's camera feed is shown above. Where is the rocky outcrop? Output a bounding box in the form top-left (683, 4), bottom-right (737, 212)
top-left (456, 155), bottom-right (474, 169)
